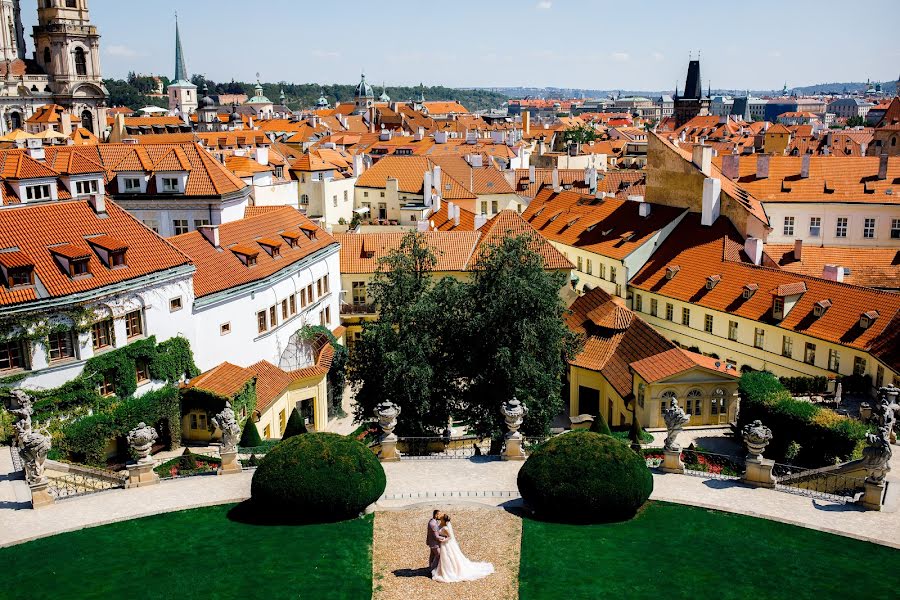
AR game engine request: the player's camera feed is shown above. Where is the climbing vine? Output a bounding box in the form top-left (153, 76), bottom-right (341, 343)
top-left (299, 325), bottom-right (348, 418)
top-left (180, 379), bottom-right (257, 430)
top-left (0, 304), bottom-right (94, 345)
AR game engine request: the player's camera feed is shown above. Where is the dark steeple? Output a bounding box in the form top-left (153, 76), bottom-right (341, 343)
top-left (683, 60), bottom-right (702, 100)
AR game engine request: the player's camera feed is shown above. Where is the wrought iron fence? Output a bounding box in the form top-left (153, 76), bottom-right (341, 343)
top-left (47, 466), bottom-right (126, 500)
top-left (681, 449), bottom-right (745, 480)
top-left (773, 463), bottom-right (866, 503)
top-left (9, 445), bottom-right (23, 471)
top-left (396, 436), bottom-right (494, 459)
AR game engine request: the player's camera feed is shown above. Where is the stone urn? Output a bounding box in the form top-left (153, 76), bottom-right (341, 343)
top-left (662, 399), bottom-right (690, 451)
top-left (862, 427), bottom-right (893, 485)
top-left (19, 430), bottom-right (51, 485)
top-left (501, 397), bottom-right (527, 435)
top-left (212, 402), bottom-right (241, 454)
top-left (375, 401), bottom-right (401, 439)
top-left (126, 422), bottom-right (158, 465)
top-left (742, 419), bottom-right (773, 459)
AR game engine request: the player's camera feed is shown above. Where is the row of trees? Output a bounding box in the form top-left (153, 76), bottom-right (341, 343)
top-left (349, 231), bottom-right (581, 439)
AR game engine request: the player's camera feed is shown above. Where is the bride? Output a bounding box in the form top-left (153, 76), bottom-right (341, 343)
top-left (431, 514), bottom-right (494, 583)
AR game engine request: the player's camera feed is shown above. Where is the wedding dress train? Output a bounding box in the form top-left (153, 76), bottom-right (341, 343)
top-left (431, 523), bottom-right (494, 583)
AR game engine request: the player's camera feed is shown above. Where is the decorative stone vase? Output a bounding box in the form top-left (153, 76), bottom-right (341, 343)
top-left (662, 399), bottom-right (690, 451)
top-left (212, 401), bottom-right (241, 454)
top-left (501, 397), bottom-right (526, 434)
top-left (742, 419), bottom-right (773, 459)
top-left (126, 422), bottom-right (158, 465)
top-left (375, 401), bottom-right (400, 440)
top-left (862, 427), bottom-right (892, 485)
top-left (19, 430), bottom-right (51, 485)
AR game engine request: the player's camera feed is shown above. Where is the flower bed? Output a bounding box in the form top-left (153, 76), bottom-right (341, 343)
top-left (641, 447), bottom-right (743, 476)
top-left (155, 454), bottom-right (221, 479)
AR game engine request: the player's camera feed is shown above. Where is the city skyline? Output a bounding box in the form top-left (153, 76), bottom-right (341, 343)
top-left (20, 0), bottom-right (900, 91)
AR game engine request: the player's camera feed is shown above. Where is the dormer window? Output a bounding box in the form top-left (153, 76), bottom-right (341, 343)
top-left (8, 267), bottom-right (33, 288)
top-left (813, 299), bottom-right (831, 317)
top-left (71, 258), bottom-right (90, 277)
top-left (123, 177), bottom-right (142, 192)
top-left (86, 235), bottom-right (128, 269)
top-left (162, 177), bottom-right (180, 193)
top-left (110, 250), bottom-right (126, 268)
top-left (299, 223), bottom-right (318, 241)
top-left (666, 265), bottom-right (680, 280)
top-left (257, 238), bottom-right (283, 258)
top-left (859, 310), bottom-right (879, 329)
top-left (706, 274), bottom-right (721, 290)
top-left (230, 244), bottom-right (259, 267)
top-left (25, 184), bottom-right (51, 201)
top-left (0, 250), bottom-right (36, 289)
top-left (50, 244), bottom-right (92, 279)
top-left (280, 231), bottom-right (301, 248)
top-left (773, 296), bottom-right (784, 319)
top-left (742, 283), bottom-right (758, 299)
top-left (74, 179), bottom-right (99, 196)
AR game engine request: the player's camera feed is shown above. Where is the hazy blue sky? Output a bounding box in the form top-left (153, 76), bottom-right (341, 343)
top-left (26, 0), bottom-right (900, 90)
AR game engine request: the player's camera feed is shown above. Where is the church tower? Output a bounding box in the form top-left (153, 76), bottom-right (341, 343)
top-left (0, 0), bottom-right (25, 62)
top-left (32, 0), bottom-right (107, 133)
top-left (168, 16), bottom-right (197, 116)
top-left (673, 58), bottom-right (710, 127)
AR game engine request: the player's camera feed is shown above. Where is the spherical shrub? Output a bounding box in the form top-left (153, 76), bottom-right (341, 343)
top-left (517, 430), bottom-right (653, 523)
top-left (251, 432), bottom-right (386, 521)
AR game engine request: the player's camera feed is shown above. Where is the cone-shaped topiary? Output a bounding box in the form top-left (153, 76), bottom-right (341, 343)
top-left (590, 411), bottom-right (612, 435)
top-left (518, 430), bottom-right (653, 523)
top-left (251, 432), bottom-right (386, 521)
top-left (178, 447), bottom-right (197, 470)
top-left (282, 408), bottom-right (308, 440)
top-left (239, 417), bottom-right (262, 448)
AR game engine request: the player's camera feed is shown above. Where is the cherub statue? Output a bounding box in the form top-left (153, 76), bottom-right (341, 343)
top-left (662, 398), bottom-right (690, 451)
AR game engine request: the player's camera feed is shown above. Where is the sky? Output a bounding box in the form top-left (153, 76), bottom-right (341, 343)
top-left (25, 0), bottom-right (900, 91)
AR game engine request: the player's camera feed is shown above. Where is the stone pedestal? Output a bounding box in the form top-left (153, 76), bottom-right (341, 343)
top-left (126, 461), bottom-right (160, 488)
top-left (502, 433), bottom-right (526, 461)
top-left (217, 450), bottom-right (242, 475)
top-left (661, 448), bottom-right (684, 474)
top-left (742, 457), bottom-right (776, 488)
top-left (379, 436), bottom-right (400, 462)
top-left (29, 480), bottom-right (54, 509)
top-left (861, 480), bottom-right (886, 511)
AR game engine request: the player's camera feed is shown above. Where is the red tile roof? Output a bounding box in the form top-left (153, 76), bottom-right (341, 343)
top-left (184, 362), bottom-right (256, 398)
top-left (765, 244), bottom-right (900, 290)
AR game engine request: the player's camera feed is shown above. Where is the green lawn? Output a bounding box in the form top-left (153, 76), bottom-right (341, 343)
top-left (2, 504), bottom-right (372, 600)
top-left (519, 501), bottom-right (900, 600)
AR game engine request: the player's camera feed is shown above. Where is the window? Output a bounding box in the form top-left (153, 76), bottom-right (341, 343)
top-left (782, 336), bottom-right (793, 358)
top-left (74, 179), bottom-right (98, 196)
top-left (660, 390), bottom-right (677, 416)
top-left (363, 191), bottom-right (368, 198)
top-left (352, 281), bottom-right (366, 305)
top-left (300, 288), bottom-right (307, 308)
top-left (492, 200), bottom-right (498, 214)
top-left (300, 194), bottom-right (309, 204)
top-left (142, 219), bottom-right (159, 233)
top-left (98, 373), bottom-right (115, 396)
top-left (162, 177), bottom-right (180, 192)
top-left (863, 218), bottom-right (875, 239)
top-left (681, 307), bottom-right (690, 326)
top-left (319, 310), bottom-right (325, 326)
top-left (853, 356), bottom-right (866, 376)
top-left (828, 349), bottom-right (840, 372)
top-left (615, 284), bottom-right (622, 296)
top-left (257, 310), bottom-right (267, 334)
top-left (43, 46), bottom-right (50, 64)
top-left (323, 274), bottom-right (330, 293)
top-left (809, 216), bottom-right (821, 237)
top-left (835, 217), bottom-right (847, 238)
top-left (269, 306), bottom-right (277, 328)
top-left (753, 328), bottom-right (765, 349)
top-left (194, 219), bottom-right (210, 229)
top-left (279, 409), bottom-right (286, 434)
top-left (169, 297), bottom-right (182, 312)
top-left (307, 283), bottom-right (314, 302)
top-left (289, 295), bottom-right (296, 315)
top-left (0, 340), bottom-right (27, 371)
top-left (47, 330), bottom-right (75, 362)
top-left (281, 299), bottom-right (289, 320)
top-left (325, 306), bottom-right (331, 325)
top-left (650, 298), bottom-right (658, 317)
top-left (704, 314), bottom-right (713, 333)
top-left (665, 303), bottom-right (674, 321)
top-left (317, 279), bottom-right (323, 297)
top-left (610, 266), bottom-right (617, 283)
top-left (264, 425), bottom-right (271, 439)
top-left (576, 256), bottom-right (583, 271)
top-left (584, 259), bottom-right (592, 275)
top-left (110, 250), bottom-right (126, 268)
top-left (124, 178), bottom-right (142, 192)
top-left (332, 195), bottom-right (338, 207)
top-left (876, 365), bottom-right (884, 389)
top-left (687, 389), bottom-right (703, 416)
top-left (783, 216), bottom-right (794, 236)
top-left (891, 219), bottom-right (900, 239)
top-left (246, 254), bottom-right (257, 267)
top-left (728, 320), bottom-right (738, 341)
top-left (8, 267), bottom-right (33, 288)
top-left (220, 322), bottom-right (231, 336)
top-left (598, 264), bottom-right (606, 279)
top-left (711, 389), bottom-right (725, 416)
top-left (772, 296), bottom-right (784, 320)
top-left (74, 47), bottom-right (87, 76)
top-left (25, 185), bottom-right (51, 201)
top-left (91, 319), bottom-right (114, 350)
top-left (124, 310), bottom-right (143, 339)
top-left (70, 258), bottom-right (89, 278)
top-left (804, 342), bottom-right (816, 365)
top-left (634, 294), bottom-right (642, 312)
top-left (135, 359), bottom-right (150, 383)
top-left (172, 219), bottom-right (189, 235)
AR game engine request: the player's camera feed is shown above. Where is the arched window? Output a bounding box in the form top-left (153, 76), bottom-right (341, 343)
top-left (687, 389), bottom-right (703, 416)
top-left (660, 390), bottom-right (677, 416)
top-left (74, 47), bottom-right (87, 76)
top-left (80, 110), bottom-right (93, 133)
top-left (711, 388), bottom-right (726, 417)
top-left (892, 137), bottom-right (897, 147)
top-left (43, 47), bottom-right (51, 65)
top-left (8, 111), bottom-right (22, 130)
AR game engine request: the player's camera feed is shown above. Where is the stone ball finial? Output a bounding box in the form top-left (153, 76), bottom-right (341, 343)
top-left (126, 422), bottom-right (158, 464)
top-left (742, 419), bottom-right (773, 459)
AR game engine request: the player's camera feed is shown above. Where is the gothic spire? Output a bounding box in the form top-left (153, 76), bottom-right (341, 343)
top-left (174, 14), bottom-right (189, 83)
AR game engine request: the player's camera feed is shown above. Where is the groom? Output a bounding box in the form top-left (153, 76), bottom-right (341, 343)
top-left (426, 509), bottom-right (449, 572)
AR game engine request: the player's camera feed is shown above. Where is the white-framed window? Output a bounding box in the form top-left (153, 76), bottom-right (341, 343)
top-left (809, 216), bottom-right (821, 237)
top-left (172, 220), bottom-right (188, 235)
top-left (634, 294), bottom-right (642, 312)
top-left (828, 349), bottom-right (840, 372)
top-left (783, 216), bottom-right (794, 236)
top-left (220, 322), bottom-right (231, 336)
top-left (891, 218), bottom-right (900, 239)
top-left (169, 296), bottom-right (183, 312)
top-left (25, 184), bottom-right (51, 201)
top-left (728, 320), bottom-right (738, 341)
top-left (681, 307), bottom-right (690, 326)
top-left (782, 336), bottom-right (792, 358)
top-left (142, 219), bottom-right (159, 233)
top-left (257, 310), bottom-right (267, 334)
top-left (665, 303), bottom-right (673, 321)
top-left (123, 177), bottom-right (142, 192)
top-left (162, 177), bottom-right (180, 192)
top-left (74, 179), bottom-right (99, 196)
top-left (804, 342), bottom-right (816, 365)
top-left (835, 217), bottom-right (848, 238)
top-left (598, 263), bottom-right (606, 279)
top-left (586, 259), bottom-right (592, 275)
top-left (753, 328), bottom-right (765, 349)
top-left (863, 218), bottom-right (875, 239)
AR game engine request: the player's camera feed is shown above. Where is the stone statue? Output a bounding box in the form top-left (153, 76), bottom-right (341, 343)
top-left (742, 420), bottom-right (773, 459)
top-left (7, 389), bottom-right (34, 447)
top-left (874, 386), bottom-right (898, 431)
top-left (126, 422), bottom-right (158, 464)
top-left (375, 401), bottom-right (401, 439)
top-left (862, 426), bottom-right (892, 484)
top-left (211, 402), bottom-right (241, 453)
top-left (19, 430), bottom-right (51, 485)
top-left (662, 399), bottom-right (690, 451)
top-left (500, 397), bottom-right (527, 434)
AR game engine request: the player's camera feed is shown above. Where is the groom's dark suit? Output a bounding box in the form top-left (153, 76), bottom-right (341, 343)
top-left (427, 517), bottom-right (448, 571)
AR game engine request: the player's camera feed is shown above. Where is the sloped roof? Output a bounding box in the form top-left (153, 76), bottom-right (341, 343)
top-left (766, 244), bottom-right (900, 290)
top-left (335, 231), bottom-right (479, 274)
top-left (473, 210), bottom-right (573, 271)
top-left (184, 362), bottom-right (256, 398)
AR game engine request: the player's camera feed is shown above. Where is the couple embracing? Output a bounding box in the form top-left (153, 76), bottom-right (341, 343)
top-left (426, 510), bottom-right (494, 583)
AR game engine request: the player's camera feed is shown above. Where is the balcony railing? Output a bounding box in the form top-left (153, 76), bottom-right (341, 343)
top-left (341, 302), bottom-right (377, 315)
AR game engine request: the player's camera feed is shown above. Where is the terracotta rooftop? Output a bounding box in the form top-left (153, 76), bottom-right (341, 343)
top-left (356, 155), bottom-right (476, 200)
top-left (766, 244), bottom-right (900, 290)
top-left (184, 362), bottom-right (256, 398)
top-left (512, 168), bottom-right (591, 199)
top-left (335, 231), bottom-right (479, 274)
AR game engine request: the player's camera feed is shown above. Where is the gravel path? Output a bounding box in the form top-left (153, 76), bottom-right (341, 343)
top-left (372, 507), bottom-right (521, 600)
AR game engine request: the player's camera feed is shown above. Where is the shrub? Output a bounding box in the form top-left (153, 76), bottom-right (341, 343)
top-left (282, 408), bottom-right (308, 439)
top-left (737, 372), bottom-right (868, 466)
top-left (517, 430), bottom-right (653, 523)
top-left (251, 432), bottom-right (386, 521)
top-left (178, 447), bottom-right (197, 470)
top-left (239, 417), bottom-right (262, 448)
top-left (590, 412), bottom-right (612, 435)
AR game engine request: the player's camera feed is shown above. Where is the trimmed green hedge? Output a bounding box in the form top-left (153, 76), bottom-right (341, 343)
top-left (238, 417), bottom-right (263, 447)
top-left (282, 408), bottom-right (308, 439)
top-left (737, 372), bottom-right (868, 466)
top-left (251, 433), bottom-right (386, 521)
top-left (517, 431), bottom-right (653, 522)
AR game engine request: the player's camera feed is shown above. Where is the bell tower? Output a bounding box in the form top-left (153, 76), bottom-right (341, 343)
top-left (0, 0), bottom-right (25, 62)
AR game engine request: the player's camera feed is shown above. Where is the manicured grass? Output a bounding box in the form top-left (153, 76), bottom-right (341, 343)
top-left (2, 504), bottom-right (372, 600)
top-left (519, 501), bottom-right (899, 600)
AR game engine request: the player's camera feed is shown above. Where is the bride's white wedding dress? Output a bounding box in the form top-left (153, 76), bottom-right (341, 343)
top-left (431, 523), bottom-right (494, 583)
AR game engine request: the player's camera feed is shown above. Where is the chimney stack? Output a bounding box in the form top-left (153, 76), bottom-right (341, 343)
top-left (424, 170), bottom-right (433, 206)
top-left (877, 154), bottom-right (888, 181)
top-left (800, 154), bottom-right (810, 178)
top-left (197, 224), bottom-right (220, 248)
top-left (701, 177), bottom-right (721, 226)
top-left (822, 264), bottom-right (844, 282)
top-left (528, 164), bottom-right (535, 184)
top-left (744, 236), bottom-right (763, 266)
top-left (721, 154), bottom-right (740, 180)
top-left (432, 165), bottom-right (441, 193)
top-left (522, 111), bottom-right (530, 137)
top-left (691, 144), bottom-right (712, 176)
top-left (474, 213), bottom-right (488, 230)
top-left (756, 154), bottom-right (770, 179)
top-left (638, 202), bottom-right (651, 217)
top-left (552, 168), bottom-right (560, 192)
top-left (793, 239), bottom-right (803, 261)
top-left (89, 194), bottom-right (106, 215)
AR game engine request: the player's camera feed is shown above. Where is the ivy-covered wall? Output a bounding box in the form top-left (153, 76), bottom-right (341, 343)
top-left (300, 325), bottom-right (347, 418)
top-left (181, 379), bottom-right (257, 427)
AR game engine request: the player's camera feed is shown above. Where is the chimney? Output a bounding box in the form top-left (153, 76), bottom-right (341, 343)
top-left (467, 153), bottom-right (483, 168)
top-left (197, 224), bottom-right (220, 248)
top-left (423, 170), bottom-right (433, 206)
top-left (638, 202), bottom-right (651, 217)
top-left (701, 177), bottom-right (721, 226)
top-left (822, 264), bottom-right (844, 282)
top-left (110, 113), bottom-right (126, 144)
top-left (417, 219), bottom-right (430, 232)
top-left (61, 113), bottom-right (73, 137)
top-left (744, 236), bottom-right (763, 265)
top-left (453, 205), bottom-right (460, 227)
top-left (793, 239), bottom-right (803, 261)
top-left (800, 154), bottom-right (810, 178)
top-left (307, 115), bottom-right (318, 127)
top-left (474, 214), bottom-right (488, 230)
top-left (552, 168), bottom-right (560, 192)
top-left (368, 106), bottom-right (376, 134)
top-left (379, 129), bottom-right (391, 141)
top-left (522, 111), bottom-right (530, 137)
top-left (352, 154), bottom-right (365, 178)
top-left (691, 144), bottom-right (712, 176)
top-left (432, 165), bottom-right (441, 193)
top-left (434, 131), bottom-right (448, 144)
top-left (721, 154), bottom-right (740, 180)
top-left (877, 154), bottom-right (888, 181)
top-left (756, 154), bottom-right (770, 179)
top-left (528, 165), bottom-right (535, 184)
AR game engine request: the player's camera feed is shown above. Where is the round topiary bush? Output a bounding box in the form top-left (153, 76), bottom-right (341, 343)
top-left (517, 430), bottom-right (653, 523)
top-left (251, 432), bottom-right (386, 521)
